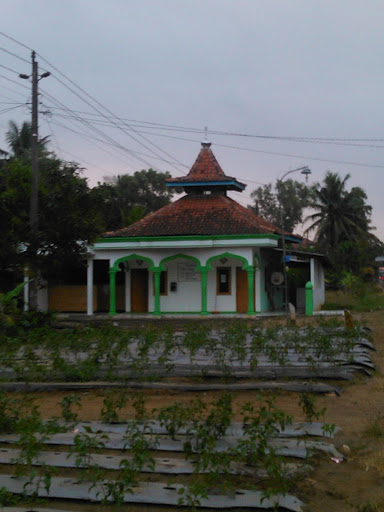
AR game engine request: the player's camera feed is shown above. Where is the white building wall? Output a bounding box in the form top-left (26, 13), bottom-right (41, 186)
top-left (87, 243), bottom-right (265, 314)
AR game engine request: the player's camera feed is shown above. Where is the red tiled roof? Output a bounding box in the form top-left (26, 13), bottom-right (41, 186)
top-left (166, 143), bottom-right (245, 187)
top-left (103, 194), bottom-right (282, 238)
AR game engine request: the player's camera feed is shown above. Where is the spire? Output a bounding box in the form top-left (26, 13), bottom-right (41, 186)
top-left (201, 126), bottom-right (211, 147)
top-left (166, 143), bottom-right (246, 192)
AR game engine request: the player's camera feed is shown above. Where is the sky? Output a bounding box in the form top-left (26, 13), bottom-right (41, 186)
top-left (1, 0), bottom-right (384, 240)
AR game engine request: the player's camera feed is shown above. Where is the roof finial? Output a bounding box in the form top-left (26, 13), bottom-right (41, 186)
top-left (202, 126), bottom-right (211, 147)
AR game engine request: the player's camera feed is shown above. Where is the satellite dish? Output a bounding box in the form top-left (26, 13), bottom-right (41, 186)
top-left (271, 271), bottom-right (284, 286)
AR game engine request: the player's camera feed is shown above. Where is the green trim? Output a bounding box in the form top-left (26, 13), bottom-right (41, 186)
top-left (305, 281), bottom-right (314, 316)
top-left (245, 266), bottom-right (255, 315)
top-left (200, 266), bottom-right (208, 315)
top-left (97, 234), bottom-right (279, 243)
top-left (152, 267), bottom-right (162, 316)
top-left (112, 254), bottom-right (155, 272)
top-left (109, 268), bottom-right (117, 316)
top-left (206, 252), bottom-right (249, 270)
top-left (150, 311), bottom-right (243, 315)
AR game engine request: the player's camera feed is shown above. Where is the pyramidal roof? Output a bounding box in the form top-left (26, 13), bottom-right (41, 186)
top-left (103, 194), bottom-right (281, 238)
top-left (103, 143), bottom-right (285, 239)
top-left (166, 141), bottom-right (246, 191)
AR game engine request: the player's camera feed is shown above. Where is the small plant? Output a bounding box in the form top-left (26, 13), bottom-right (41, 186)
top-left (131, 391), bottom-right (147, 422)
top-left (178, 480), bottom-right (209, 509)
top-left (100, 389), bottom-right (128, 423)
top-left (70, 426), bottom-right (109, 479)
top-left (156, 402), bottom-right (190, 440)
top-left (59, 394), bottom-right (82, 423)
top-left (235, 396), bottom-right (293, 499)
top-left (299, 393), bottom-right (326, 423)
top-left (0, 486), bottom-right (21, 507)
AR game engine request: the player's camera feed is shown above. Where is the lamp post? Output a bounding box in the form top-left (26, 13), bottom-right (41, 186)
top-left (20, 51), bottom-right (50, 310)
top-left (278, 166), bottom-right (311, 313)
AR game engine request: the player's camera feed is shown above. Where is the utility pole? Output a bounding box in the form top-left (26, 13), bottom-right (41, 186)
top-left (30, 51), bottom-right (38, 240)
top-left (20, 51), bottom-right (50, 310)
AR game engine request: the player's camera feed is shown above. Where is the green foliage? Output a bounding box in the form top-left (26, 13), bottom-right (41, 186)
top-left (323, 286), bottom-right (384, 312)
top-left (71, 426), bottom-right (108, 469)
top-left (100, 389), bottom-right (128, 423)
top-left (0, 281), bottom-right (27, 331)
top-left (298, 393), bottom-right (326, 423)
top-left (92, 169), bottom-right (174, 231)
top-left (0, 486), bottom-right (21, 507)
top-left (250, 179), bottom-right (313, 233)
top-left (306, 171), bottom-right (383, 283)
top-left (0, 156), bottom-right (105, 278)
top-left (236, 396), bottom-right (293, 499)
top-left (59, 394), bottom-right (82, 423)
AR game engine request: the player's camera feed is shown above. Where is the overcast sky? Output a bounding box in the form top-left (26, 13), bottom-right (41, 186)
top-left (1, 0), bottom-right (384, 240)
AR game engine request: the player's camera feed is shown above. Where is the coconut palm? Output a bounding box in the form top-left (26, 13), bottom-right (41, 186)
top-left (306, 171), bottom-right (371, 248)
top-left (5, 120), bottom-right (50, 159)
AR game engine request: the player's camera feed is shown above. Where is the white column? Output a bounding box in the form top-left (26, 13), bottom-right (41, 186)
top-left (87, 258), bottom-right (94, 316)
top-left (310, 257), bottom-right (315, 285)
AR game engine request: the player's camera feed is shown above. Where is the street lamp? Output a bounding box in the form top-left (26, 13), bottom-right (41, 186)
top-left (278, 166), bottom-right (311, 313)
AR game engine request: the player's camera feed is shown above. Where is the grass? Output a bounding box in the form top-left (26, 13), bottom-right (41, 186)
top-left (322, 285), bottom-right (384, 312)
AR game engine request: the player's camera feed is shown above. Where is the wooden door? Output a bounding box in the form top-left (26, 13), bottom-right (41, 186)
top-left (131, 269), bottom-right (148, 313)
top-left (236, 268), bottom-right (249, 313)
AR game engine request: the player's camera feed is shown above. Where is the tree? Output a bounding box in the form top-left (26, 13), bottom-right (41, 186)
top-left (5, 120), bottom-right (50, 160)
top-left (0, 156), bottom-right (104, 282)
top-left (306, 171), bottom-right (382, 281)
top-left (249, 179), bottom-right (313, 233)
top-left (306, 172), bottom-right (371, 247)
top-left (92, 169), bottom-right (174, 231)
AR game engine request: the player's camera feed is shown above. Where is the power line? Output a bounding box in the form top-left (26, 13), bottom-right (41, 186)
top-left (39, 88), bottom-right (161, 171)
top-left (0, 45), bottom-right (29, 64)
top-left (0, 31), bottom-right (32, 52)
top-left (0, 104), bottom-right (25, 115)
top-left (0, 31), bottom-right (188, 173)
top-left (36, 58), bottom-right (187, 173)
top-left (130, 130), bottom-right (384, 171)
top-left (0, 73), bottom-right (30, 90)
top-left (0, 63), bottom-right (23, 76)
top-left (39, 106), bottom-right (384, 146)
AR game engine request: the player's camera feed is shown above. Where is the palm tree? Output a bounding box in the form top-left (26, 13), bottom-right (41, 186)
top-left (306, 172), bottom-right (371, 248)
top-left (5, 120), bottom-right (50, 159)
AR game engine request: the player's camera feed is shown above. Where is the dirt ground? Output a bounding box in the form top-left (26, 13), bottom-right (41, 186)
top-left (7, 310), bottom-right (384, 512)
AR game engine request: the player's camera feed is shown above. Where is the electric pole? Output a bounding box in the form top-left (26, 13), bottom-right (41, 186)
top-left (20, 51), bottom-right (50, 310)
top-left (30, 51), bottom-right (38, 240)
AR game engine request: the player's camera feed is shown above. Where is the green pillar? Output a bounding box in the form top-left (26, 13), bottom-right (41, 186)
top-left (109, 268), bottom-right (117, 316)
top-left (200, 266), bottom-right (209, 315)
top-left (153, 267), bottom-right (162, 316)
top-left (305, 281), bottom-right (314, 316)
top-left (245, 265), bottom-right (255, 315)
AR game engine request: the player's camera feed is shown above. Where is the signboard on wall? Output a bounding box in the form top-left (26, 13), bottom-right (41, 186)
top-left (177, 262), bottom-right (201, 282)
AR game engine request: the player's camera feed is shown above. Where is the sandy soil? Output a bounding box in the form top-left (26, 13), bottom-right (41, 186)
top-left (5, 311), bottom-right (384, 511)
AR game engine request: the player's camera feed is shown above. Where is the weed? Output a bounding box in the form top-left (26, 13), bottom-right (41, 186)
top-left (59, 394), bottom-right (82, 423)
top-left (299, 393), bottom-right (326, 423)
top-left (100, 389), bottom-right (128, 423)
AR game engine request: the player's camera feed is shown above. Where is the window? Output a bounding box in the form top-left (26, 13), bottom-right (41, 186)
top-left (153, 271), bottom-right (168, 295)
top-left (216, 267), bottom-right (231, 295)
